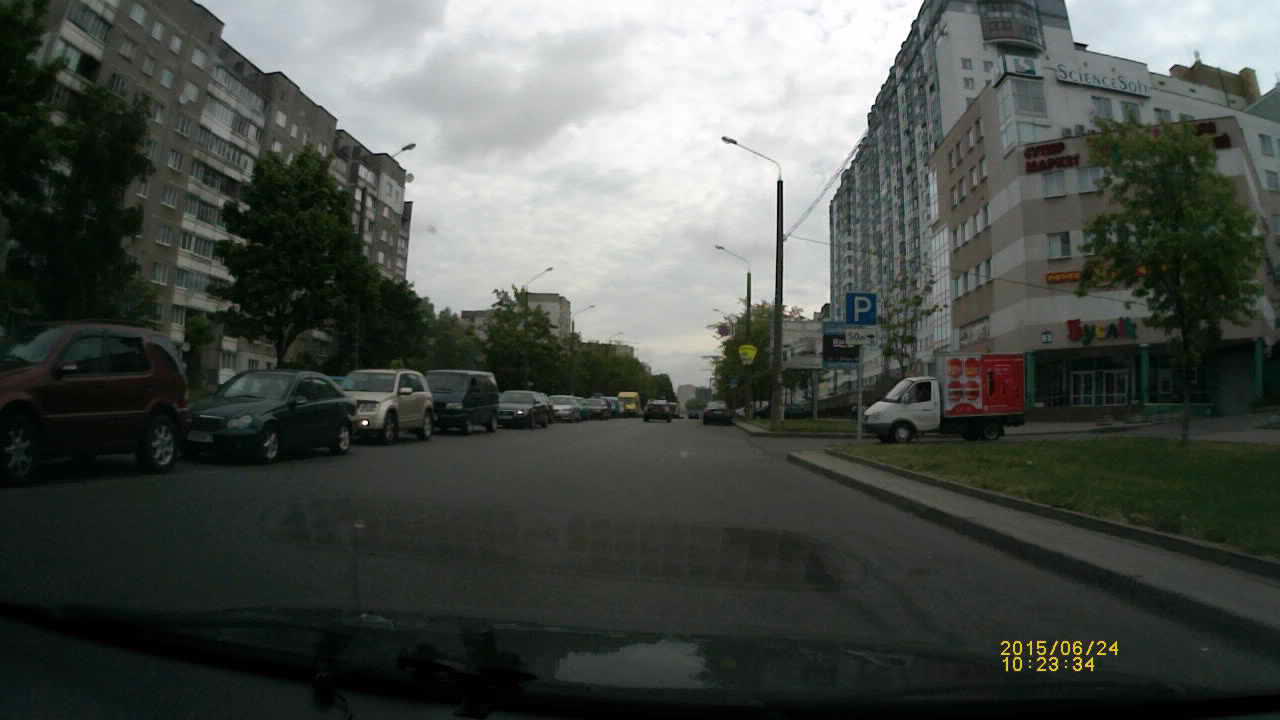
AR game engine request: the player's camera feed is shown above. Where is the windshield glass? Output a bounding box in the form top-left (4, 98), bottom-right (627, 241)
top-left (0, 325), bottom-right (66, 367)
top-left (500, 391), bottom-right (535, 403)
top-left (549, 395), bottom-right (575, 404)
top-left (341, 372), bottom-right (395, 393)
top-left (216, 372), bottom-right (293, 400)
top-left (425, 372), bottom-right (470, 393)
top-left (883, 379), bottom-right (913, 403)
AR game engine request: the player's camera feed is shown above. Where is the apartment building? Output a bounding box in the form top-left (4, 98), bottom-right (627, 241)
top-left (828, 0), bottom-right (1278, 415)
top-left (461, 292), bottom-right (573, 342)
top-left (33, 0), bottom-right (413, 383)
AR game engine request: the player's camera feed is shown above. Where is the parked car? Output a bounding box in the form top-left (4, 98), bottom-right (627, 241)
top-left (342, 369), bottom-right (434, 444)
top-left (498, 390), bottom-right (552, 429)
top-left (426, 370), bottom-right (499, 435)
top-left (686, 406), bottom-right (702, 419)
top-left (643, 400), bottom-right (672, 423)
top-left (604, 397), bottom-right (622, 417)
top-left (702, 401), bottom-right (732, 425)
top-left (0, 321), bottom-right (190, 483)
top-left (785, 405), bottom-right (813, 419)
top-left (186, 370), bottom-right (353, 463)
top-left (586, 397), bottom-right (611, 420)
top-left (574, 397), bottom-right (592, 421)
top-left (549, 395), bottom-right (582, 422)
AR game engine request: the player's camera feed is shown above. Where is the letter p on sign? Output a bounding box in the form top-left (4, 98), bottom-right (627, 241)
top-left (845, 292), bottom-right (878, 326)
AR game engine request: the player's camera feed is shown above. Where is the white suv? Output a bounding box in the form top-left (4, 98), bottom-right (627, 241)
top-left (342, 369), bottom-right (434, 444)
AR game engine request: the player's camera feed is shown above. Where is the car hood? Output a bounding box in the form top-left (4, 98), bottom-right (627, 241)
top-left (190, 396), bottom-right (283, 417)
top-left (0, 604), bottom-right (1202, 712)
top-left (499, 402), bottom-right (534, 412)
top-left (346, 391), bottom-right (395, 404)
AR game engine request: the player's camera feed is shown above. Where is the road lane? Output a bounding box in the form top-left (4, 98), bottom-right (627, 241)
top-left (0, 418), bottom-right (1277, 694)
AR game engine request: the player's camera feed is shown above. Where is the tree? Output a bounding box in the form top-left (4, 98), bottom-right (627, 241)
top-left (481, 287), bottom-right (564, 391)
top-left (211, 147), bottom-right (359, 364)
top-left (6, 86), bottom-right (154, 321)
top-left (0, 0), bottom-right (61, 221)
top-left (652, 373), bottom-right (676, 402)
top-left (878, 269), bottom-right (942, 381)
top-left (183, 312), bottom-right (217, 390)
top-left (1078, 119), bottom-right (1264, 446)
top-left (710, 302), bottom-right (809, 409)
top-left (350, 275), bottom-right (429, 370)
top-left (424, 308), bottom-right (484, 371)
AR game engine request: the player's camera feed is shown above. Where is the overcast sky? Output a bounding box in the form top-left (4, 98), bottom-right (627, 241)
top-left (205, 0), bottom-right (1275, 389)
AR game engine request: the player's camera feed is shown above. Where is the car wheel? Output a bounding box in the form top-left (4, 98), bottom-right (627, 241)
top-left (329, 422), bottom-right (352, 455)
top-left (1, 412), bottom-right (39, 484)
top-left (644, 417), bottom-right (650, 423)
top-left (381, 413), bottom-right (399, 445)
top-left (486, 414), bottom-right (498, 433)
top-left (891, 422), bottom-right (915, 444)
top-left (666, 417), bottom-right (672, 423)
top-left (257, 425), bottom-right (281, 464)
top-left (415, 412), bottom-right (432, 441)
top-left (980, 420), bottom-right (1003, 441)
top-left (137, 413), bottom-right (178, 473)
top-left (461, 420), bottom-right (472, 436)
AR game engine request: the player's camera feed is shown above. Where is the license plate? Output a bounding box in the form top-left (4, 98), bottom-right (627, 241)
top-left (187, 431), bottom-right (213, 443)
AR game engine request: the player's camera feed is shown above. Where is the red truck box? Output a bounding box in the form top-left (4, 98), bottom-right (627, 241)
top-left (941, 353), bottom-right (1025, 417)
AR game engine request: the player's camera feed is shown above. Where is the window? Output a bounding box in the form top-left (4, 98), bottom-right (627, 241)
top-left (982, 258), bottom-right (992, 285)
top-left (979, 156), bottom-right (987, 178)
top-left (1267, 171), bottom-right (1280, 192)
top-left (983, 60), bottom-right (994, 73)
top-left (1048, 231), bottom-right (1071, 259)
top-left (290, 124), bottom-right (298, 138)
top-left (60, 335), bottom-right (108, 374)
top-left (1154, 108), bottom-right (1172, 124)
top-left (141, 56), bottom-right (155, 76)
top-left (1043, 170), bottom-right (1066, 197)
top-left (150, 101), bottom-right (165, 124)
top-left (129, 3), bottom-right (145, 24)
top-left (963, 77), bottom-right (975, 90)
top-left (969, 165), bottom-right (978, 187)
top-left (376, 250), bottom-right (386, 265)
top-left (980, 203), bottom-right (989, 230)
top-left (170, 305), bottom-right (186, 327)
top-left (180, 81), bottom-right (198, 104)
top-left (169, 35), bottom-right (182, 54)
top-left (1082, 230), bottom-right (1101, 256)
top-left (247, 359), bottom-right (260, 370)
top-left (175, 114), bottom-right (193, 137)
top-left (157, 224), bottom-right (177, 246)
top-left (1179, 112), bottom-right (1194, 122)
top-left (950, 186), bottom-right (958, 207)
top-left (1091, 96), bottom-right (1113, 121)
top-left (136, 180), bottom-right (149, 198)
top-left (953, 275), bottom-right (961, 298)
top-left (1078, 166), bottom-right (1105, 193)
top-left (275, 110), bottom-right (287, 128)
top-left (160, 68), bottom-right (174, 88)
top-left (180, 231), bottom-right (216, 258)
top-left (50, 39), bottom-right (100, 80)
top-left (119, 40), bottom-right (136, 60)
top-left (151, 22), bottom-right (164, 42)
top-left (271, 140), bottom-right (282, 153)
top-left (1121, 101), bottom-right (1141, 123)
top-left (160, 185), bottom-right (179, 207)
top-left (961, 58), bottom-right (973, 70)
top-left (166, 149), bottom-right (183, 171)
top-left (967, 125), bottom-right (976, 148)
top-left (105, 336), bottom-right (149, 373)
top-left (959, 176), bottom-right (967, 199)
top-left (151, 262), bottom-right (169, 285)
top-left (191, 47), bottom-right (207, 69)
top-left (108, 72), bottom-right (129, 95)
top-left (1262, 134), bottom-right (1275, 157)
top-left (1009, 77), bottom-right (1046, 116)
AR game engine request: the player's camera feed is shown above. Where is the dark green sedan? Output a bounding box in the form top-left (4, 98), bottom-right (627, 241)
top-left (185, 370), bottom-right (355, 463)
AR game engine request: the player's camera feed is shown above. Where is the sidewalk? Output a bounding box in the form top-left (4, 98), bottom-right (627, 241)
top-left (789, 450), bottom-right (1280, 652)
top-left (736, 417), bottom-right (1151, 439)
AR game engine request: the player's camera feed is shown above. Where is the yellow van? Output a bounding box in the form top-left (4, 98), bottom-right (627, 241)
top-left (617, 391), bottom-right (641, 417)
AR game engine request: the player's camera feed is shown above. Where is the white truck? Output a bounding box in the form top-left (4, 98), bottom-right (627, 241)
top-left (862, 353), bottom-right (1027, 443)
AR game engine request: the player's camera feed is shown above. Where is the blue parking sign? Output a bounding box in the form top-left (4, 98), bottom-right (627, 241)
top-left (845, 292), bottom-right (877, 326)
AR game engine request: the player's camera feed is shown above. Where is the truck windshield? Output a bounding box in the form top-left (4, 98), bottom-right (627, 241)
top-left (883, 379), bottom-right (913, 402)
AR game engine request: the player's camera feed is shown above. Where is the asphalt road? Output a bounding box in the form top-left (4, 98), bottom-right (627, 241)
top-left (1, 416), bottom-right (1277, 695)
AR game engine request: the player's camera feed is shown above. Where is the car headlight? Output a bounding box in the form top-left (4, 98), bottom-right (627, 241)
top-left (515, 409), bottom-right (525, 415)
top-left (447, 402), bottom-right (463, 410)
top-left (227, 414), bottom-right (255, 430)
top-left (356, 401), bottom-right (380, 413)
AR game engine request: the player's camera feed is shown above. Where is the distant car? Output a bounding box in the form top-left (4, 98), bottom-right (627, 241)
top-left (702, 401), bottom-right (732, 425)
top-left (187, 370), bottom-right (354, 463)
top-left (574, 397), bottom-right (591, 421)
top-left (498, 390), bottom-right (551, 429)
top-left (604, 397), bottom-right (622, 417)
top-left (342, 369), bottom-right (434, 444)
top-left (643, 400), bottom-right (672, 423)
top-left (0, 321), bottom-right (190, 483)
top-left (686, 406), bottom-right (702, 419)
top-left (785, 404), bottom-right (812, 419)
top-left (586, 397), bottom-right (611, 420)
top-left (549, 395), bottom-right (581, 423)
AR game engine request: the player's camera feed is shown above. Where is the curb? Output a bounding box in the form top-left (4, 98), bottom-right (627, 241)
top-left (735, 418), bottom-right (1146, 440)
top-left (819, 449), bottom-right (1280, 581)
top-left (787, 450), bottom-right (1280, 655)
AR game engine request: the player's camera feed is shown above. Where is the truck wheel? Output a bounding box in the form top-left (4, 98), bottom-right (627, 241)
top-left (891, 422), bottom-right (915, 444)
top-left (980, 420), bottom-right (1003, 441)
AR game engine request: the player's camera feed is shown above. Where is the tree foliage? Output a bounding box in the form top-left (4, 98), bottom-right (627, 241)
top-left (211, 148), bottom-right (360, 363)
top-left (878, 269), bottom-right (942, 381)
top-left (708, 302), bottom-right (808, 405)
top-left (481, 287), bottom-right (565, 391)
top-left (1077, 119), bottom-right (1264, 445)
top-left (0, 0), bottom-right (61, 221)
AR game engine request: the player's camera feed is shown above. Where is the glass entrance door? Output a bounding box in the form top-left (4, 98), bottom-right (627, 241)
top-left (1071, 371), bottom-right (1096, 406)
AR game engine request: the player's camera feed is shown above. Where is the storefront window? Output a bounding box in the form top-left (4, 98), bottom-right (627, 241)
top-left (1147, 354), bottom-right (1209, 404)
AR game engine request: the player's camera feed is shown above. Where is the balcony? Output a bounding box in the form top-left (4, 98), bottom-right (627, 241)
top-left (980, 16), bottom-right (1043, 51)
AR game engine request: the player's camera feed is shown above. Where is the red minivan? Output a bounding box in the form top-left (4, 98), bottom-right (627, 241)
top-left (0, 321), bottom-right (191, 483)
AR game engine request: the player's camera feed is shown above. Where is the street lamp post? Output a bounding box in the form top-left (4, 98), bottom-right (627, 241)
top-left (520, 266), bottom-right (554, 389)
top-left (568, 304), bottom-right (596, 397)
top-left (715, 244), bottom-right (752, 418)
top-left (721, 136), bottom-right (784, 430)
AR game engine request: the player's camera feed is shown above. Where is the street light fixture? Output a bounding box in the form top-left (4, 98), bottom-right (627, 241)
top-left (721, 134), bottom-right (785, 430)
top-left (390, 142), bottom-right (417, 159)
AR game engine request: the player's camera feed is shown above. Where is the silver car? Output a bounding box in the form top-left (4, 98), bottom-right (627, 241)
top-left (549, 394), bottom-right (582, 423)
top-left (342, 369), bottom-right (434, 444)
